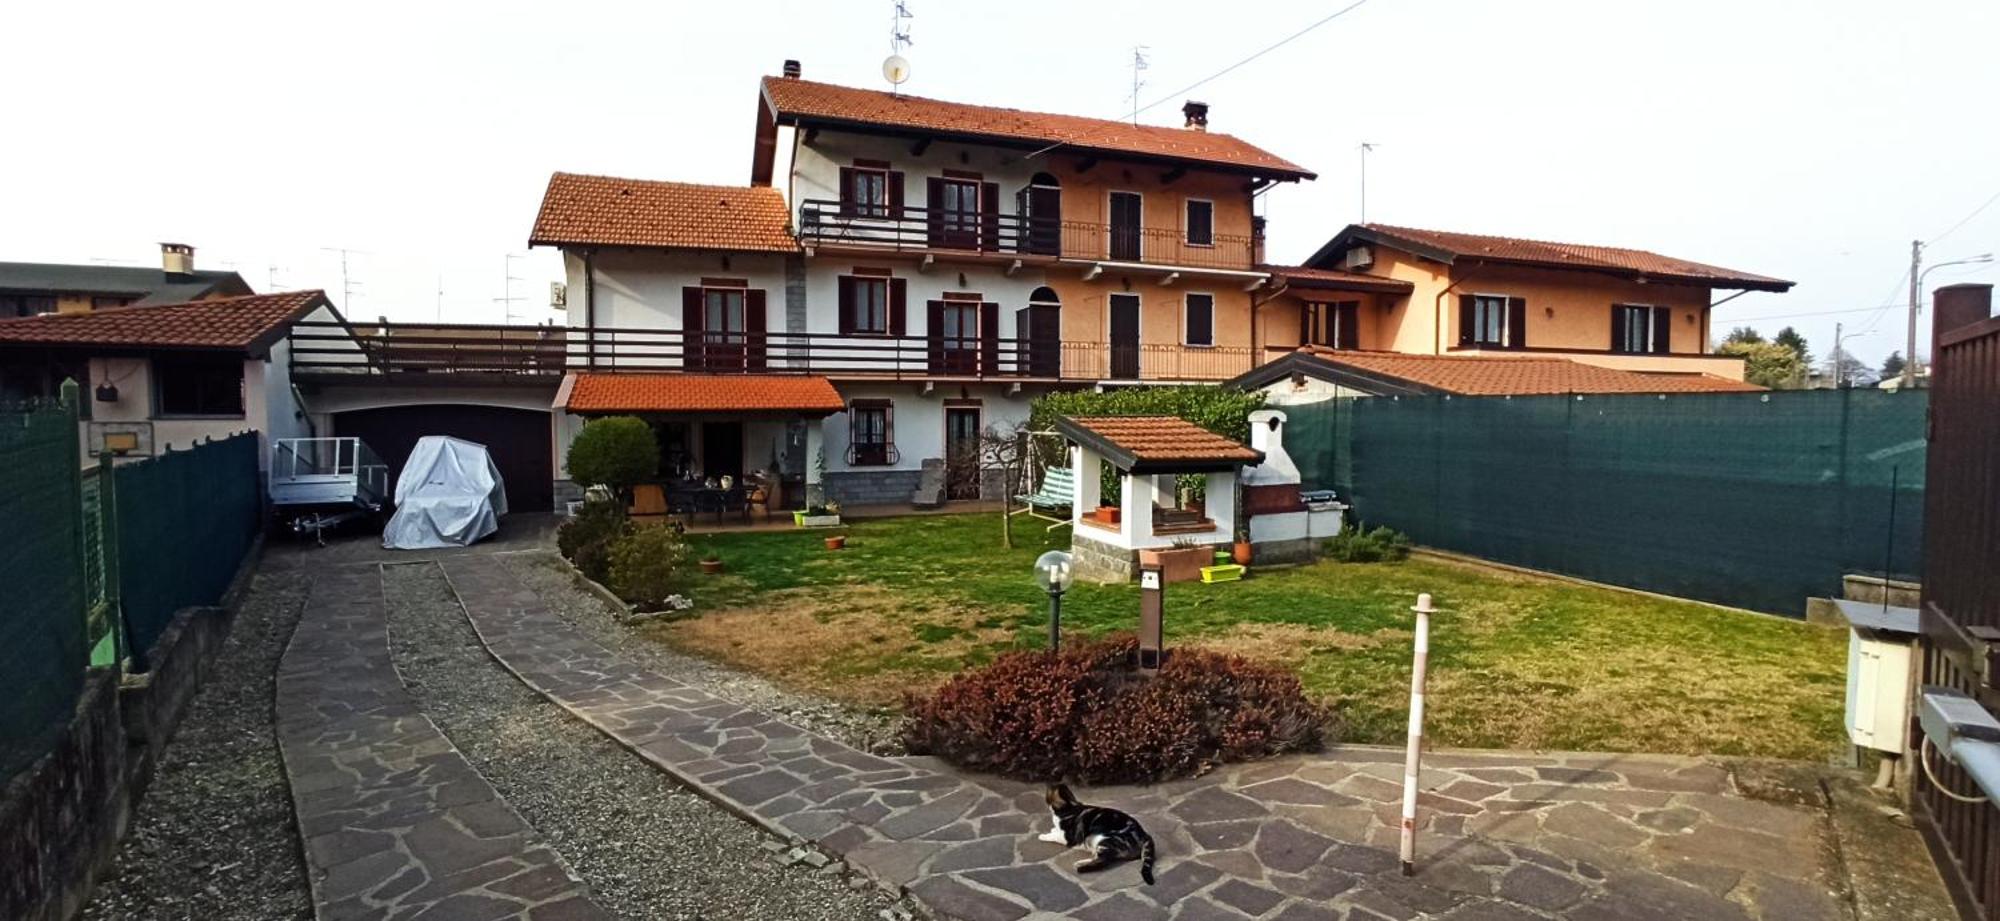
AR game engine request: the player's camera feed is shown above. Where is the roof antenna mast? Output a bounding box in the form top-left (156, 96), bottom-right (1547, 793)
top-left (1357, 141), bottom-right (1378, 224)
top-left (883, 2), bottom-right (914, 95)
top-left (1128, 47), bottom-right (1151, 125)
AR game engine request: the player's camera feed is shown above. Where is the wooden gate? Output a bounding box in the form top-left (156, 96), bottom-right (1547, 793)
top-left (1917, 283), bottom-right (2000, 919)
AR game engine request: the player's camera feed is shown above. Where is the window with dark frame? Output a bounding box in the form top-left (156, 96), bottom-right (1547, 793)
top-left (844, 165), bottom-right (889, 218)
top-left (1469, 295), bottom-right (1509, 347)
top-left (1185, 199), bottom-right (1214, 246)
top-left (1302, 301), bottom-right (1360, 349)
top-left (849, 400), bottom-right (893, 466)
top-left (849, 277), bottom-right (888, 334)
top-left (154, 353), bottom-right (244, 417)
top-left (91, 296), bottom-right (133, 310)
top-left (2, 294), bottom-right (55, 318)
top-left (1184, 293), bottom-right (1215, 346)
top-left (1612, 304), bottom-right (1672, 354)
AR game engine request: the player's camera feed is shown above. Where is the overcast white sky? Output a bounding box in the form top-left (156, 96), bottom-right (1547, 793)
top-left (7, 0), bottom-right (1996, 367)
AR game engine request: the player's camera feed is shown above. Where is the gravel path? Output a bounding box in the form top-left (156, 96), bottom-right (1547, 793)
top-left (504, 551), bottom-right (905, 754)
top-left (382, 561), bottom-right (906, 921)
top-left (80, 572), bottom-right (314, 921)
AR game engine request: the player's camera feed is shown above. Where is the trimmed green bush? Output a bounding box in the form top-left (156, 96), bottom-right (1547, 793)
top-left (1324, 522), bottom-right (1411, 563)
top-left (900, 635), bottom-right (1333, 783)
top-left (557, 500), bottom-right (628, 583)
top-left (566, 416), bottom-right (660, 494)
top-left (607, 524), bottom-right (689, 608)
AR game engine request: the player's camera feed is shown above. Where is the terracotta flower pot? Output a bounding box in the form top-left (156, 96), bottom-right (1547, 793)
top-left (1098, 506), bottom-right (1121, 525)
top-left (700, 559), bottom-right (723, 574)
top-left (1232, 540), bottom-right (1253, 565)
top-left (825, 535), bottom-right (846, 550)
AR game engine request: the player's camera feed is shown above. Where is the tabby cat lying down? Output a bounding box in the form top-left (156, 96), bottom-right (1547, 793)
top-left (1037, 783), bottom-right (1157, 885)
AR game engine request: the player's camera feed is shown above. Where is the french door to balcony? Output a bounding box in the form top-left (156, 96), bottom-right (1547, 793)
top-left (929, 179), bottom-right (981, 250)
top-left (1109, 191), bottom-right (1143, 261)
top-left (1109, 293), bottom-right (1140, 380)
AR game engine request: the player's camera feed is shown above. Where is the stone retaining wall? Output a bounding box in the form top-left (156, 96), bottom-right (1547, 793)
top-left (1070, 530), bottom-right (1138, 583)
top-left (823, 469), bottom-right (923, 506)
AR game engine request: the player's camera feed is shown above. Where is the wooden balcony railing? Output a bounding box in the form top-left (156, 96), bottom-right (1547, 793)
top-left (288, 321), bottom-right (1257, 383)
top-left (796, 199), bottom-right (1255, 271)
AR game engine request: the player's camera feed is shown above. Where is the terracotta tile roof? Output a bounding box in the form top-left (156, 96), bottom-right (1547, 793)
top-left (530, 173), bottom-right (799, 253)
top-left (560, 372), bottom-right (844, 415)
top-left (0, 290), bottom-right (327, 351)
top-left (1319, 224), bottom-right (1793, 292)
top-left (762, 77), bottom-right (1314, 179)
top-left (1261, 264), bottom-right (1414, 294)
top-left (1055, 414), bottom-right (1262, 473)
top-left (1296, 348), bottom-right (1764, 395)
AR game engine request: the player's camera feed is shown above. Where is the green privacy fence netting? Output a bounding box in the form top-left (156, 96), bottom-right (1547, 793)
top-left (114, 432), bottom-right (261, 667)
top-left (1285, 389), bottom-right (1926, 617)
top-left (0, 394), bottom-right (89, 779)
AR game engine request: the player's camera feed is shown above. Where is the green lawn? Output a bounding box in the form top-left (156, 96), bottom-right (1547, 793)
top-left (656, 513), bottom-right (1846, 760)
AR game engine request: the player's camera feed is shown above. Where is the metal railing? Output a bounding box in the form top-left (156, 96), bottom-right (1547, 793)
top-left (797, 198), bottom-right (1256, 271)
top-left (289, 321), bottom-right (1258, 382)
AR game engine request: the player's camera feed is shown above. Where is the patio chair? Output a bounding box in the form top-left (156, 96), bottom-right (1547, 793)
top-left (629, 484), bottom-right (671, 524)
top-left (1012, 465), bottom-right (1074, 531)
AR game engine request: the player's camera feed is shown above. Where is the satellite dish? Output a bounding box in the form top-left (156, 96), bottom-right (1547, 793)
top-left (882, 55), bottom-right (911, 86)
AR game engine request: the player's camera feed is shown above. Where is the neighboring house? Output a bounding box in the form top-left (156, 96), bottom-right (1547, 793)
top-left (1250, 224), bottom-right (1795, 391)
top-left (0, 243), bottom-right (252, 317)
top-left (529, 60), bottom-right (1315, 507)
top-left (0, 290), bottom-right (342, 465)
top-left (1234, 347), bottom-right (1764, 404)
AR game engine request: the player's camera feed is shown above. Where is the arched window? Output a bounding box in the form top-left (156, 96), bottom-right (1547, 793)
top-left (1029, 286), bottom-right (1060, 306)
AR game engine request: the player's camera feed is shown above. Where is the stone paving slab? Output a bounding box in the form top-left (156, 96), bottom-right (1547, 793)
top-left (438, 554), bottom-right (1854, 921)
top-left (276, 564), bottom-right (612, 921)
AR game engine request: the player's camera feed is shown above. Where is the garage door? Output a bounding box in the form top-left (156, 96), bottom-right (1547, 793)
top-left (334, 405), bottom-right (553, 512)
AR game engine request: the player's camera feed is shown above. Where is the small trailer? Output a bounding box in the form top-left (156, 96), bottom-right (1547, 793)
top-left (269, 437), bottom-right (391, 544)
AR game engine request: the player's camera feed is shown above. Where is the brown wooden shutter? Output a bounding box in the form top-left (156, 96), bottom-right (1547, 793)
top-left (744, 289), bottom-right (767, 371)
top-left (884, 403), bottom-right (896, 461)
top-left (888, 278), bottom-right (907, 336)
top-left (980, 302), bottom-right (1000, 374)
top-left (1458, 294), bottom-right (1476, 347)
top-left (926, 300), bottom-right (945, 373)
top-left (888, 172), bottom-right (905, 219)
top-left (837, 167), bottom-right (856, 217)
top-left (1338, 302), bottom-right (1360, 350)
top-left (1507, 297), bottom-right (1528, 350)
top-left (836, 276), bottom-right (855, 335)
top-left (683, 286), bottom-right (704, 370)
top-left (1652, 307), bottom-right (1672, 354)
top-left (925, 178), bottom-right (945, 245)
top-left (846, 404), bottom-right (859, 462)
top-left (1610, 305), bottom-right (1627, 352)
top-left (1299, 303), bottom-right (1314, 346)
top-left (1185, 295), bottom-right (1213, 346)
top-left (979, 181), bottom-right (1001, 251)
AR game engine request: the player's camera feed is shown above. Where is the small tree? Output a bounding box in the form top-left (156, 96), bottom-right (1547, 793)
top-left (1717, 340), bottom-right (1806, 389)
top-left (607, 524), bottom-right (689, 608)
top-left (1880, 351), bottom-right (1907, 380)
top-left (981, 419), bottom-right (1033, 549)
top-left (1722, 326), bottom-right (1765, 346)
top-left (567, 416), bottom-right (659, 496)
top-left (1774, 326), bottom-right (1812, 367)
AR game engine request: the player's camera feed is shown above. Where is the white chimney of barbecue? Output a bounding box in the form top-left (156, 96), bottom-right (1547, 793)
top-left (160, 242), bottom-right (195, 278)
top-left (1242, 409), bottom-right (1299, 487)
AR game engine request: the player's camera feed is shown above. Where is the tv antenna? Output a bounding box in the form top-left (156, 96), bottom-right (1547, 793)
top-left (492, 253), bottom-right (528, 324)
top-left (1357, 142), bottom-right (1378, 223)
top-left (320, 246), bottom-right (367, 311)
top-left (883, 1), bottom-right (913, 93)
top-left (1127, 47), bottom-right (1151, 124)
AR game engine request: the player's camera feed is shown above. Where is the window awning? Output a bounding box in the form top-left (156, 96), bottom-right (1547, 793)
top-left (557, 372), bottom-right (845, 417)
top-left (1055, 414), bottom-right (1262, 474)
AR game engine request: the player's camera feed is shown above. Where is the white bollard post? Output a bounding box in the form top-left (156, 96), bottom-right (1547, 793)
top-left (1400, 592), bottom-right (1435, 876)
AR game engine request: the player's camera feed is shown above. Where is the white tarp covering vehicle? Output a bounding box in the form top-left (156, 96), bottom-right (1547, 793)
top-left (382, 436), bottom-right (508, 549)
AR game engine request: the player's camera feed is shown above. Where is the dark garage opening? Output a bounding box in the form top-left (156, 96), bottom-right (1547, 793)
top-left (334, 405), bottom-right (553, 512)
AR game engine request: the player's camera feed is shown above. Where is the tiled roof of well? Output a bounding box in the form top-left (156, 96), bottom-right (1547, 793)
top-left (1056, 414), bottom-right (1262, 473)
top-left (561, 373), bottom-right (844, 415)
top-left (1298, 348), bottom-right (1766, 395)
top-left (0, 290), bottom-right (326, 351)
top-left (529, 173), bottom-right (800, 253)
top-left (1322, 224), bottom-right (1793, 291)
top-left (762, 76), bottom-right (1314, 179)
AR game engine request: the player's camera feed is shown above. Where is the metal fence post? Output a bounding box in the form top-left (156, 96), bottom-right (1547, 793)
top-left (97, 449), bottom-right (124, 669)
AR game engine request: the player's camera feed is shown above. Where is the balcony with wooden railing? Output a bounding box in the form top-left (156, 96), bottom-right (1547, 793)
top-left (795, 199), bottom-right (1255, 272)
top-left (287, 321), bottom-right (1258, 384)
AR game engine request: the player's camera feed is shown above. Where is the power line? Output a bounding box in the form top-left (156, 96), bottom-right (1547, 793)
top-left (1928, 187), bottom-right (2000, 247)
top-left (1131, 0), bottom-right (1370, 119)
top-left (1729, 303), bottom-right (1906, 324)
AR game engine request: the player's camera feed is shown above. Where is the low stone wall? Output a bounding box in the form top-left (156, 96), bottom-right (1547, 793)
top-left (119, 607), bottom-right (233, 797)
top-left (823, 469), bottom-right (923, 506)
top-left (0, 670), bottom-right (128, 921)
top-left (552, 478), bottom-right (584, 512)
top-left (1071, 530), bottom-right (1138, 583)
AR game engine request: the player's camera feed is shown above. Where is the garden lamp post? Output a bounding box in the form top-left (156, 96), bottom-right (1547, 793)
top-left (1034, 550), bottom-right (1074, 651)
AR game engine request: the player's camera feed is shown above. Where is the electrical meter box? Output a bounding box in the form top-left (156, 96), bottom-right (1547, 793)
top-left (1838, 600), bottom-right (1920, 753)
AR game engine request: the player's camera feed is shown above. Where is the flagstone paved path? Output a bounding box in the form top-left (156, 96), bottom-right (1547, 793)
top-left (433, 554), bottom-right (1854, 921)
top-left (276, 564), bottom-right (612, 920)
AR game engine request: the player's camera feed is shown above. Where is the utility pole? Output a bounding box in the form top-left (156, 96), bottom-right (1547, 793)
top-left (1905, 239), bottom-right (1922, 389)
top-left (1833, 321), bottom-right (1844, 389)
top-left (1358, 142), bottom-right (1376, 224)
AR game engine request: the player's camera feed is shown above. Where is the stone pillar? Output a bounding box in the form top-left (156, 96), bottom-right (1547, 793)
top-left (804, 418), bottom-right (825, 507)
top-left (1122, 470), bottom-right (1154, 545)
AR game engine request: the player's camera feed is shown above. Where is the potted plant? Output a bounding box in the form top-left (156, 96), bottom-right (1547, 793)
top-left (699, 553), bottom-right (723, 575)
top-left (1232, 527), bottom-right (1253, 566)
top-left (799, 501), bottom-right (842, 528)
top-left (825, 533), bottom-right (847, 550)
top-left (1140, 537), bottom-right (1211, 584)
top-left (1097, 504), bottom-right (1121, 525)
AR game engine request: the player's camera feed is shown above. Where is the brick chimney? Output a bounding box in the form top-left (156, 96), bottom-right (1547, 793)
top-left (1934, 284), bottom-right (1994, 347)
top-left (1182, 100), bottom-right (1209, 131)
top-left (782, 59), bottom-right (802, 79)
top-left (160, 242), bottom-right (195, 278)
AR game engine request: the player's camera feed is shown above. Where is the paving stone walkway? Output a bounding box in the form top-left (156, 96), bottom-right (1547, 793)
top-left (275, 564), bottom-right (612, 920)
top-left (435, 554), bottom-right (1853, 921)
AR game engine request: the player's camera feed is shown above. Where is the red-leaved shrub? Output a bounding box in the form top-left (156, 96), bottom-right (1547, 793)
top-left (900, 636), bottom-right (1335, 783)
